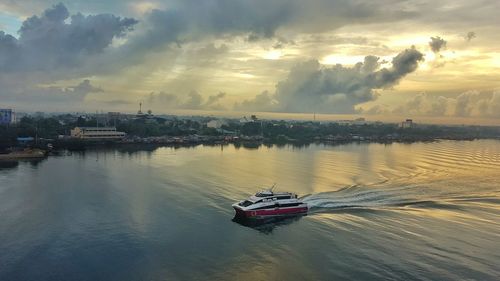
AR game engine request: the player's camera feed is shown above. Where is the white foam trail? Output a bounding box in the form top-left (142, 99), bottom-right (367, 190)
top-left (301, 185), bottom-right (427, 211)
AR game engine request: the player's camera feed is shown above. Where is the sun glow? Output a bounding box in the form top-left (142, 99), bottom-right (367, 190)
top-left (320, 55), bottom-right (366, 65)
top-left (263, 50), bottom-right (282, 60)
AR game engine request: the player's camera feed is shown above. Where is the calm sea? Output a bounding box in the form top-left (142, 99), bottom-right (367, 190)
top-left (0, 140), bottom-right (499, 280)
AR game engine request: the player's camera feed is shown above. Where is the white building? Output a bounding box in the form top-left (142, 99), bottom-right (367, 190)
top-left (400, 119), bottom-right (414, 129)
top-left (239, 116), bottom-right (257, 123)
top-left (207, 119), bottom-right (227, 129)
top-left (335, 118), bottom-right (368, 126)
top-left (70, 127), bottom-right (126, 140)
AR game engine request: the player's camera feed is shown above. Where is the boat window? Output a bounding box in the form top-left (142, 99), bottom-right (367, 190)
top-left (239, 200), bottom-right (253, 207)
top-left (252, 202), bottom-right (300, 210)
top-left (279, 203), bottom-right (301, 207)
top-left (277, 196), bottom-right (291, 200)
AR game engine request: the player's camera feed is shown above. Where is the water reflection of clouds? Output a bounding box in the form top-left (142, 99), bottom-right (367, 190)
top-left (1, 140), bottom-right (499, 280)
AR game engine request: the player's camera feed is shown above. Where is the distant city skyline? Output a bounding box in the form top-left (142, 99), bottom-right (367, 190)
top-left (1, 1), bottom-right (499, 124)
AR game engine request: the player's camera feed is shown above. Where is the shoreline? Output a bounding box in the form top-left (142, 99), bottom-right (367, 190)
top-left (51, 135), bottom-right (497, 150)
top-left (2, 137), bottom-right (498, 161)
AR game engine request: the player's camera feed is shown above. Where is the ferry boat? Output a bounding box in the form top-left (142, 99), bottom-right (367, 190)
top-left (232, 186), bottom-right (308, 219)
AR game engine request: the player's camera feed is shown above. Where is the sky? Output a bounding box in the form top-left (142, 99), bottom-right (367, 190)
top-left (0, 0), bottom-right (499, 124)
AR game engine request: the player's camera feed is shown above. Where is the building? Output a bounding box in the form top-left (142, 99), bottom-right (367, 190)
top-left (70, 127), bottom-right (126, 140)
top-left (107, 112), bottom-right (122, 119)
top-left (0, 109), bottom-right (15, 125)
top-left (400, 119), bottom-right (415, 129)
top-left (136, 102), bottom-right (146, 118)
top-left (206, 119), bottom-right (227, 129)
top-left (335, 118), bottom-right (368, 126)
top-left (239, 116), bottom-right (255, 123)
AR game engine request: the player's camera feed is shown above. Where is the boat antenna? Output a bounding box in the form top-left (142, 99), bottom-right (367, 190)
top-left (270, 183), bottom-right (276, 191)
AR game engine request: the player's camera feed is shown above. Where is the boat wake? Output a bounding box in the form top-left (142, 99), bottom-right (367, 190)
top-left (300, 184), bottom-right (471, 213)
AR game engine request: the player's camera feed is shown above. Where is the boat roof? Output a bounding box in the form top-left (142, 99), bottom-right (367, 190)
top-left (255, 190), bottom-right (274, 197)
top-left (248, 190), bottom-right (295, 202)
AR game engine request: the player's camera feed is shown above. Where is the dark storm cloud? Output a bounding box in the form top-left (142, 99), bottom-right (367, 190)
top-left (0, 1), bottom-right (428, 78)
top-left (124, 0), bottom-right (291, 53)
top-left (429, 36), bottom-right (447, 53)
top-left (0, 3), bottom-right (137, 73)
top-left (236, 47), bottom-right (424, 114)
top-left (124, 0), bottom-right (413, 54)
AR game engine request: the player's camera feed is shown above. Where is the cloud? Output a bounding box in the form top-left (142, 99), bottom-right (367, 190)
top-left (0, 3), bottom-right (137, 73)
top-left (428, 96), bottom-right (450, 116)
top-left (147, 90), bottom-right (228, 110)
top-left (67, 79), bottom-right (103, 99)
top-left (465, 31), bottom-right (476, 42)
top-left (372, 90), bottom-right (500, 118)
top-left (128, 1), bottom-right (164, 15)
top-left (234, 91), bottom-right (277, 112)
top-left (0, 31), bottom-right (18, 68)
top-left (121, 0), bottom-right (416, 57)
top-left (123, 0), bottom-right (291, 54)
top-left (455, 90), bottom-right (479, 117)
top-left (1, 1), bottom-right (499, 116)
top-left (360, 104), bottom-right (388, 115)
top-left (38, 79), bottom-right (104, 103)
top-left (205, 92), bottom-right (226, 106)
top-left (375, 47), bottom-right (424, 82)
top-left (237, 47), bottom-right (424, 113)
top-left (390, 92), bottom-right (453, 116)
top-left (1, 79), bottom-right (104, 105)
top-left (182, 91), bottom-right (204, 109)
top-left (429, 36), bottom-right (447, 53)
top-left (147, 91), bottom-right (179, 105)
top-left (0, 3), bottom-right (137, 108)
top-left (459, 91), bottom-right (500, 118)
top-left (196, 43), bottom-right (228, 57)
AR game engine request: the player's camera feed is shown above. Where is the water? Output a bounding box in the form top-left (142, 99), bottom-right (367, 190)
top-left (0, 140), bottom-right (499, 280)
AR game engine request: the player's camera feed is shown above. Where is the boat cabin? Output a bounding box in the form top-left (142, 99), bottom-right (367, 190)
top-left (237, 190), bottom-right (298, 207)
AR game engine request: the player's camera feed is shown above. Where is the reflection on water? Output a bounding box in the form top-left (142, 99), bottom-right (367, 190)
top-left (0, 140), bottom-right (499, 280)
top-left (0, 160), bottom-right (19, 170)
top-left (232, 215), bottom-right (306, 234)
top-left (0, 158), bottom-right (49, 170)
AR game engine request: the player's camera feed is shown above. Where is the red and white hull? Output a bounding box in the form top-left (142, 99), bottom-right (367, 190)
top-left (233, 204), bottom-right (308, 219)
